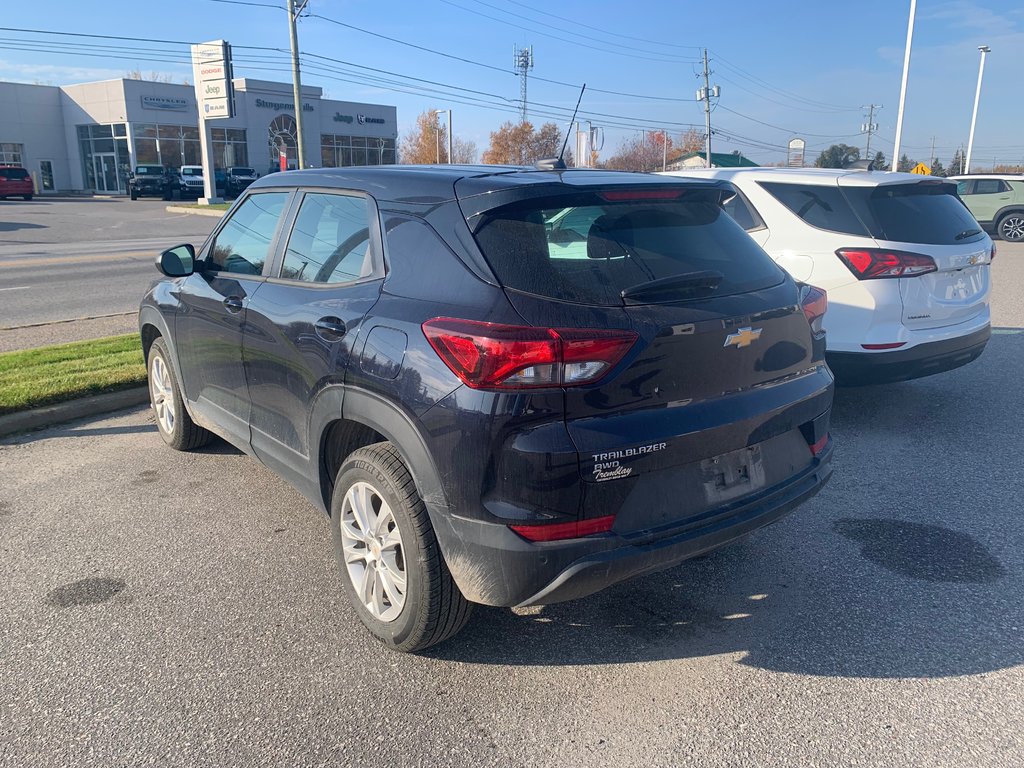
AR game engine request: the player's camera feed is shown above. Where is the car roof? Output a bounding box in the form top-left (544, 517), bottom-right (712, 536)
top-left (949, 174), bottom-right (1023, 181)
top-left (248, 164), bottom-right (725, 203)
top-left (661, 166), bottom-right (951, 188)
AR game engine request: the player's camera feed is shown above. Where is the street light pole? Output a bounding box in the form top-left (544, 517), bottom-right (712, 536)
top-left (286, 0), bottom-right (309, 169)
top-left (965, 45), bottom-right (991, 174)
top-left (432, 110), bottom-right (451, 163)
top-left (891, 0), bottom-right (916, 171)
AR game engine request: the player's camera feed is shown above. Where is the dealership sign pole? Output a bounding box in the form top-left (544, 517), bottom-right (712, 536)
top-left (190, 40), bottom-right (235, 204)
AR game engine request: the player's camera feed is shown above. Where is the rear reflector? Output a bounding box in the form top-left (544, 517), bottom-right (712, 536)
top-left (799, 285), bottom-right (827, 335)
top-left (598, 189), bottom-right (685, 201)
top-left (809, 433), bottom-right (830, 457)
top-left (836, 248), bottom-right (937, 279)
top-left (991, 243), bottom-right (997, 262)
top-left (423, 318), bottom-right (637, 390)
top-left (510, 515), bottom-right (616, 542)
top-left (861, 342), bottom-right (907, 350)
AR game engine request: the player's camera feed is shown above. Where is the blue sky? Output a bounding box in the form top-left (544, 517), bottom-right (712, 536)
top-left (2, 0), bottom-right (1022, 167)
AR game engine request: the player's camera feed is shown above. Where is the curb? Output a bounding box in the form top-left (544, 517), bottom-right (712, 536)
top-left (0, 387), bottom-right (150, 439)
top-left (166, 205), bottom-right (225, 217)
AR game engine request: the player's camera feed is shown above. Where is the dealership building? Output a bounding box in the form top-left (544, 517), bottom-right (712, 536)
top-left (0, 77), bottom-right (398, 194)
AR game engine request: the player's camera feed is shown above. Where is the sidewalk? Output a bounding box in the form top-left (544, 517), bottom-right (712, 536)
top-left (0, 313), bottom-right (137, 353)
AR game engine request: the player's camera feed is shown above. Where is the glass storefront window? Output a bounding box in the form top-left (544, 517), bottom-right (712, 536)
top-left (134, 139), bottom-right (159, 164)
top-left (0, 142), bottom-right (24, 164)
top-left (319, 134), bottom-right (396, 168)
top-left (112, 123), bottom-right (127, 137)
top-left (90, 124), bottom-right (113, 139)
top-left (158, 125), bottom-right (181, 140)
top-left (133, 124), bottom-right (157, 139)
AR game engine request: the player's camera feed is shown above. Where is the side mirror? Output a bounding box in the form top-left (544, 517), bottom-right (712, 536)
top-left (157, 244), bottom-right (196, 277)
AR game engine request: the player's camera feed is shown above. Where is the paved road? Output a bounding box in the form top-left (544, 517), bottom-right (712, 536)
top-left (0, 198), bottom-right (216, 331)
top-left (1, 246), bottom-right (1022, 767)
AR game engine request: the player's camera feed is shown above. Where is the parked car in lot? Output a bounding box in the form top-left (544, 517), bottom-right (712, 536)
top-left (949, 174), bottom-right (1024, 242)
top-left (128, 164), bottom-right (174, 200)
top-left (663, 167), bottom-right (994, 385)
top-left (225, 166), bottom-right (259, 197)
top-left (177, 165), bottom-right (205, 199)
top-left (140, 166), bottom-right (834, 651)
top-left (0, 165), bottom-right (33, 200)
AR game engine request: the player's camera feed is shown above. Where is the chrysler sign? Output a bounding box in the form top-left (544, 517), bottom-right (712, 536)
top-left (141, 95), bottom-right (188, 111)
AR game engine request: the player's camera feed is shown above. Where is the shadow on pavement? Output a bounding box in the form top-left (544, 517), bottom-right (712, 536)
top-left (0, 221), bottom-right (46, 233)
top-left (427, 331), bottom-right (1023, 678)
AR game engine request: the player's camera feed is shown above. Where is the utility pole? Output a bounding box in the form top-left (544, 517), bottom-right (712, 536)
top-left (697, 49), bottom-right (719, 168)
top-left (514, 46), bottom-right (534, 123)
top-left (286, 0), bottom-right (309, 169)
top-left (929, 136), bottom-right (937, 167)
top-left (965, 45), bottom-right (991, 175)
top-left (862, 104), bottom-right (881, 157)
top-left (891, 0), bottom-right (916, 172)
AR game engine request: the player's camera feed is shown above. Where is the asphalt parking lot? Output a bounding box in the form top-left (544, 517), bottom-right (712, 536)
top-left (1, 245), bottom-right (1022, 767)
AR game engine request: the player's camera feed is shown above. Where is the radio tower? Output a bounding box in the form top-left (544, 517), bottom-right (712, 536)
top-left (514, 46), bottom-right (534, 123)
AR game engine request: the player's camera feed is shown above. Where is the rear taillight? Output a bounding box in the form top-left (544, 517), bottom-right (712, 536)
top-left (800, 285), bottom-right (827, 335)
top-left (422, 318), bottom-right (637, 390)
top-left (836, 248), bottom-right (937, 279)
top-left (809, 433), bottom-right (830, 457)
top-left (991, 243), bottom-right (997, 262)
top-left (510, 515), bottom-right (616, 542)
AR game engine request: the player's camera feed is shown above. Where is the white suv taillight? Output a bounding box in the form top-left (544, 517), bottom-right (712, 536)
top-left (422, 318), bottom-right (637, 390)
top-left (799, 285), bottom-right (827, 335)
top-left (836, 248), bottom-right (937, 279)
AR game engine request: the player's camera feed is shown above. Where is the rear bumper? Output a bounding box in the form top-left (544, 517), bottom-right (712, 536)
top-left (431, 443), bottom-right (833, 608)
top-left (826, 324), bottom-right (990, 385)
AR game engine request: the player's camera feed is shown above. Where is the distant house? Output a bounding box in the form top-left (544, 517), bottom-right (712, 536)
top-left (666, 150), bottom-right (759, 170)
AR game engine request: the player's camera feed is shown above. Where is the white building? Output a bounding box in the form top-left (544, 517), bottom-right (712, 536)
top-left (0, 77), bottom-right (398, 194)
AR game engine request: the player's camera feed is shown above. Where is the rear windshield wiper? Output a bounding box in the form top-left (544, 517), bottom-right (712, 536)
top-left (621, 271), bottom-right (723, 305)
top-left (954, 228), bottom-right (982, 240)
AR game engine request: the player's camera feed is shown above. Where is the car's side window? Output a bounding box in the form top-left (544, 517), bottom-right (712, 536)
top-left (957, 181), bottom-right (972, 196)
top-left (207, 192), bottom-right (289, 276)
top-left (974, 179), bottom-right (1006, 195)
top-left (280, 193), bottom-right (375, 284)
top-left (721, 190), bottom-right (764, 232)
top-left (759, 182), bottom-right (869, 236)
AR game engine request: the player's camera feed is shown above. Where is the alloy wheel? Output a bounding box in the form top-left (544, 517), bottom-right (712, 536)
top-left (339, 481), bottom-right (407, 622)
top-left (1000, 215), bottom-right (1024, 242)
top-left (149, 354), bottom-right (176, 435)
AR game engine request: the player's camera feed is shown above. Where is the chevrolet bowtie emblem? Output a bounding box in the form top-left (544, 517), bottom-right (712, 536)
top-left (724, 327), bottom-right (762, 348)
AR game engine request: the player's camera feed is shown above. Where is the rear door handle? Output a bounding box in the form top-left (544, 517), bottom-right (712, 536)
top-left (223, 296), bottom-right (244, 313)
top-left (315, 317), bottom-right (347, 341)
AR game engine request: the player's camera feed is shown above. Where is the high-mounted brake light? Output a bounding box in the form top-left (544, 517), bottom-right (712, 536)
top-left (422, 318), bottom-right (637, 390)
top-left (598, 189), bottom-right (685, 201)
top-left (510, 515), bottom-right (616, 542)
top-left (836, 248), bottom-right (937, 279)
top-left (800, 285), bottom-right (827, 335)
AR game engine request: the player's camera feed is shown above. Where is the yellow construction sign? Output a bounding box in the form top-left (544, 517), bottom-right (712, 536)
top-left (910, 162), bottom-right (932, 175)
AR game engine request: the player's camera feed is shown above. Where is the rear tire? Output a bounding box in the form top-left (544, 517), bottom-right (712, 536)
top-left (130, 190), bottom-right (138, 201)
top-left (146, 337), bottom-right (213, 451)
top-left (997, 212), bottom-right (1024, 242)
top-left (330, 442), bottom-right (472, 652)
top-left (23, 194), bottom-right (32, 201)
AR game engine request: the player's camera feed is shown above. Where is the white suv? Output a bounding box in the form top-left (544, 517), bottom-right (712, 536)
top-left (661, 167), bottom-right (993, 385)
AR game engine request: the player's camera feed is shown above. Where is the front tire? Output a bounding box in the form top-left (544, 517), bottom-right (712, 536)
top-left (23, 194), bottom-right (32, 201)
top-left (330, 443), bottom-right (472, 652)
top-left (130, 190), bottom-right (138, 201)
top-left (147, 337), bottom-right (212, 451)
top-left (997, 212), bottom-right (1024, 242)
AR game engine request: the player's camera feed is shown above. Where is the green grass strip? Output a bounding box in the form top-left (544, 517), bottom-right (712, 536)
top-left (0, 334), bottom-right (146, 415)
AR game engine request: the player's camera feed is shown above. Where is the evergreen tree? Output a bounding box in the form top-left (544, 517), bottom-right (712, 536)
top-left (871, 151), bottom-right (887, 171)
top-left (930, 158), bottom-right (947, 177)
top-left (897, 154), bottom-right (915, 172)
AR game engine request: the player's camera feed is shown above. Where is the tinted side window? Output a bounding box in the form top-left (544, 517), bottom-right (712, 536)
top-left (208, 192), bottom-right (289, 275)
top-left (280, 193), bottom-right (373, 284)
top-left (759, 182), bottom-right (870, 236)
top-left (721, 190), bottom-right (763, 231)
top-left (974, 179), bottom-right (1007, 195)
top-left (957, 181), bottom-right (972, 196)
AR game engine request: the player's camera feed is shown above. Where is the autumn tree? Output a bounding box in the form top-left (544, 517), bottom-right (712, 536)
top-left (676, 127), bottom-right (705, 155)
top-left (482, 121), bottom-right (571, 165)
top-left (452, 137), bottom-right (478, 164)
top-left (604, 131), bottom-right (673, 172)
top-left (400, 109), bottom-right (449, 164)
top-left (815, 144), bottom-right (860, 168)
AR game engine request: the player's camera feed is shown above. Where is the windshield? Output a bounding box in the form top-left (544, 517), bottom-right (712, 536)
top-left (471, 188), bottom-right (784, 306)
top-left (181, 167), bottom-right (202, 176)
top-left (232, 168), bottom-right (255, 175)
top-left (135, 166), bottom-right (162, 175)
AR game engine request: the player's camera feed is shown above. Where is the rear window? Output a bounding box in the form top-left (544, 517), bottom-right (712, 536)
top-left (471, 188), bottom-right (784, 306)
top-left (0, 168), bottom-right (29, 180)
top-left (843, 183), bottom-right (986, 245)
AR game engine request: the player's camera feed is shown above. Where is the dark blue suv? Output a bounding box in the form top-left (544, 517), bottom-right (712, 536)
top-left (140, 165), bottom-right (834, 652)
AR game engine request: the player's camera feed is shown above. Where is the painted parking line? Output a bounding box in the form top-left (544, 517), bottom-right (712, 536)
top-left (0, 286), bottom-right (30, 291)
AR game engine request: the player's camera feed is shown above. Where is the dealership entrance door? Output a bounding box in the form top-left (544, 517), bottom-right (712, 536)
top-left (92, 153), bottom-right (119, 193)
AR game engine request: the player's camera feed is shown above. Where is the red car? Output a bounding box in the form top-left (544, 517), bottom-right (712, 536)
top-left (0, 166), bottom-right (34, 200)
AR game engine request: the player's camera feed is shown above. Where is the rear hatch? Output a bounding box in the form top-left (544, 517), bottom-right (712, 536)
top-left (459, 179), bottom-right (831, 536)
top-left (837, 176), bottom-right (992, 331)
top-left (0, 167), bottom-right (32, 192)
